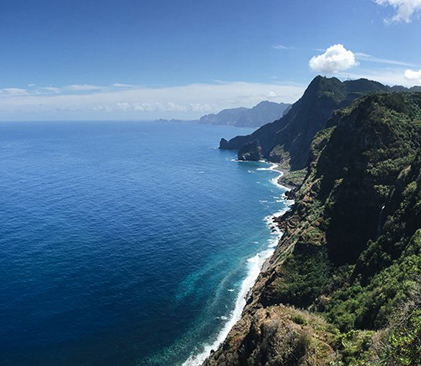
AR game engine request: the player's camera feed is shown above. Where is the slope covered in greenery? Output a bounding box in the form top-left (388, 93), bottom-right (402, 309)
top-left (219, 76), bottom-right (391, 170)
top-left (205, 92), bottom-right (421, 365)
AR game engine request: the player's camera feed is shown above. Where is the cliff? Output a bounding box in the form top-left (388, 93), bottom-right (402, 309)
top-left (205, 92), bottom-right (421, 365)
top-left (219, 77), bottom-right (406, 172)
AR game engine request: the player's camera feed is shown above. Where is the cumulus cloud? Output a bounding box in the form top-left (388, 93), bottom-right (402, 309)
top-left (373, 0), bottom-right (421, 23)
top-left (404, 69), bottom-right (421, 84)
top-left (116, 102), bottom-right (131, 111)
top-left (309, 44), bottom-right (358, 74)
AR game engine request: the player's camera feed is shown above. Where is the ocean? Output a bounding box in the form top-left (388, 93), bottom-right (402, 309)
top-left (0, 121), bottom-right (289, 366)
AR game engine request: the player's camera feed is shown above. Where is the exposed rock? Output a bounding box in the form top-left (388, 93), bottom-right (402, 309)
top-left (219, 138), bottom-right (229, 149)
top-left (204, 305), bottom-right (339, 366)
top-left (238, 140), bottom-right (262, 161)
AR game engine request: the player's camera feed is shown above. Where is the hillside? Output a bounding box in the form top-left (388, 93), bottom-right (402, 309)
top-left (199, 101), bottom-right (291, 128)
top-left (219, 77), bottom-right (398, 171)
top-left (205, 92), bottom-right (421, 365)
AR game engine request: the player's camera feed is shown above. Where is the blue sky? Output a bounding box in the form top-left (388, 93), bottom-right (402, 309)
top-left (1, 0), bottom-right (421, 120)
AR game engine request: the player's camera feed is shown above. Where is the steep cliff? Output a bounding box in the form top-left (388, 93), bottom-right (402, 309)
top-left (219, 77), bottom-right (396, 171)
top-left (205, 92), bottom-right (421, 365)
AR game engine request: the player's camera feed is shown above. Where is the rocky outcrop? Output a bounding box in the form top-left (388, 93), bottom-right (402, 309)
top-left (204, 305), bottom-right (339, 366)
top-left (219, 138), bottom-right (229, 150)
top-left (238, 141), bottom-right (262, 161)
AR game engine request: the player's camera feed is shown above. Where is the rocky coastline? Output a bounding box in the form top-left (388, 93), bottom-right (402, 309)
top-left (204, 81), bottom-right (421, 365)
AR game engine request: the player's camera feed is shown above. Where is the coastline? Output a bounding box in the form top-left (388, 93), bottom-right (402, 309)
top-left (183, 161), bottom-right (294, 366)
top-left (271, 165), bottom-right (295, 190)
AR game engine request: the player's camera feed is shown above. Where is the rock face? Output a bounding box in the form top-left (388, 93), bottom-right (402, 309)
top-left (219, 138), bottom-right (229, 150)
top-left (205, 305), bottom-right (339, 366)
top-left (238, 140), bottom-right (262, 161)
top-left (200, 101), bottom-right (291, 128)
top-left (206, 92), bottom-right (421, 365)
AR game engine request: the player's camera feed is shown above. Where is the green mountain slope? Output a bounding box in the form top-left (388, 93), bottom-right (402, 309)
top-left (205, 92), bottom-right (421, 366)
top-left (219, 76), bottom-right (409, 171)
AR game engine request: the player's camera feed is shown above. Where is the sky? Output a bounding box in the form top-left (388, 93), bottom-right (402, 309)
top-left (1, 0), bottom-right (421, 121)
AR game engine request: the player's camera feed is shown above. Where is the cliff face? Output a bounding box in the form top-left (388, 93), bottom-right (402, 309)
top-left (205, 92), bottom-right (421, 365)
top-left (219, 77), bottom-right (395, 171)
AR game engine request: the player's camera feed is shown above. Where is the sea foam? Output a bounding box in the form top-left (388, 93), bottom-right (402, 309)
top-left (182, 245), bottom-right (277, 366)
top-left (182, 162), bottom-right (293, 366)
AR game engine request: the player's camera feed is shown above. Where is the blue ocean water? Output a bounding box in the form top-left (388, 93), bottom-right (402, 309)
top-left (0, 121), bottom-right (288, 366)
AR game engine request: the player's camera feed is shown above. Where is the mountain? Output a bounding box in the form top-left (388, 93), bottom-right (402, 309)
top-left (205, 92), bottom-right (421, 365)
top-left (199, 101), bottom-right (291, 128)
top-left (219, 76), bottom-right (401, 170)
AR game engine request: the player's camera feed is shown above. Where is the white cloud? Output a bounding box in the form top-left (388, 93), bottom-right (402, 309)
top-left (38, 86), bottom-right (61, 93)
top-left (189, 103), bottom-right (213, 112)
top-left (113, 83), bottom-right (136, 88)
top-left (404, 69), bottom-right (421, 84)
top-left (122, 102), bottom-right (189, 112)
top-left (0, 81), bottom-right (305, 121)
top-left (118, 102), bottom-right (213, 113)
top-left (66, 84), bottom-right (104, 91)
top-left (273, 44), bottom-right (292, 50)
top-left (0, 88), bottom-right (28, 96)
top-left (355, 52), bottom-right (417, 67)
top-left (335, 66), bottom-right (421, 87)
top-left (309, 44), bottom-right (358, 74)
top-left (116, 102), bottom-right (131, 111)
top-left (373, 0), bottom-right (421, 22)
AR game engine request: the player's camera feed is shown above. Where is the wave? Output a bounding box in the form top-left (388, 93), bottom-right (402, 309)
top-left (181, 246), bottom-right (277, 366)
top-left (181, 161), bottom-right (293, 366)
top-left (256, 163), bottom-right (290, 192)
top-left (255, 162), bottom-right (277, 172)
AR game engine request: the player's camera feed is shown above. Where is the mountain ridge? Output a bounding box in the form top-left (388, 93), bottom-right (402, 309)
top-left (199, 101), bottom-right (291, 128)
top-left (220, 76), bottom-right (421, 172)
top-left (204, 88), bottom-right (421, 365)
top-left (155, 101), bottom-right (291, 128)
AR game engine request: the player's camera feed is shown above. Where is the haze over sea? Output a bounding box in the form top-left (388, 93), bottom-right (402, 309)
top-left (0, 121), bottom-right (288, 366)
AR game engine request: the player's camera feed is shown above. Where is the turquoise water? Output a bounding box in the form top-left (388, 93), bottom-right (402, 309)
top-left (0, 121), bottom-right (288, 366)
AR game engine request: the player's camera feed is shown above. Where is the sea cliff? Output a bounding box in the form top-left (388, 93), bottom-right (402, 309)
top-left (205, 88), bottom-right (421, 365)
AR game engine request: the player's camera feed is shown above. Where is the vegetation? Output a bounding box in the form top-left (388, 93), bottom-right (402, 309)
top-left (205, 90), bottom-right (421, 366)
top-left (219, 76), bottom-right (408, 171)
top-left (280, 168), bottom-right (307, 188)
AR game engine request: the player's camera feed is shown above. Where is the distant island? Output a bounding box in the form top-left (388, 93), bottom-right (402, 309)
top-left (156, 101), bottom-right (291, 128)
top-left (198, 101), bottom-right (291, 127)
